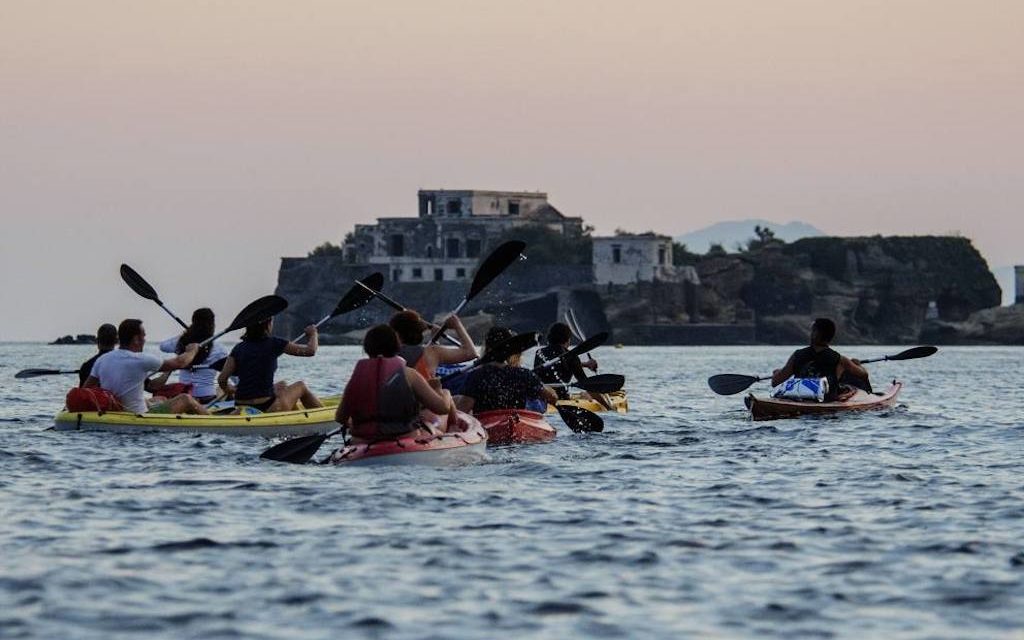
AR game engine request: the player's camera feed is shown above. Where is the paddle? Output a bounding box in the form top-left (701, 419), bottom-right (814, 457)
top-left (427, 240), bottom-right (526, 344)
top-left (550, 373), bottom-right (624, 394)
top-left (291, 272), bottom-right (385, 342)
top-left (354, 279), bottom-right (463, 347)
top-left (15, 368), bottom-right (80, 379)
top-left (120, 264), bottom-right (188, 330)
top-left (555, 404), bottom-right (604, 433)
top-left (706, 345), bottom-right (939, 396)
top-left (535, 331), bottom-right (609, 369)
top-left (260, 425), bottom-right (344, 464)
top-left (200, 295), bottom-right (288, 347)
top-left (565, 308), bottom-right (598, 370)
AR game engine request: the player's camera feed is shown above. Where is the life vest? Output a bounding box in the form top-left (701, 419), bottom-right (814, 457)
top-left (398, 345), bottom-right (434, 380)
top-left (66, 387), bottom-right (123, 413)
top-left (344, 356), bottom-right (420, 440)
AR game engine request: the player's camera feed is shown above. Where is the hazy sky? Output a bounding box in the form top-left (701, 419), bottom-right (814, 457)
top-left (2, 0), bottom-right (1022, 340)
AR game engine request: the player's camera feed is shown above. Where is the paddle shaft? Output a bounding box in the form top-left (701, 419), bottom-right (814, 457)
top-left (355, 280), bottom-right (463, 347)
top-left (292, 314), bottom-right (331, 343)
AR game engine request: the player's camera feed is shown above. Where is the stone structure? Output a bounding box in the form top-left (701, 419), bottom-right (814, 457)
top-left (345, 189), bottom-right (585, 283)
top-left (1016, 265), bottom-right (1024, 304)
top-left (593, 233), bottom-right (695, 285)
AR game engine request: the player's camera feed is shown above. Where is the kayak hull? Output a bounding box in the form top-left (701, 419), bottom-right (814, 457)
top-left (548, 390), bottom-right (629, 414)
top-left (745, 382), bottom-right (903, 421)
top-left (476, 409), bottom-right (556, 445)
top-left (326, 412), bottom-right (488, 466)
top-left (53, 405), bottom-right (339, 438)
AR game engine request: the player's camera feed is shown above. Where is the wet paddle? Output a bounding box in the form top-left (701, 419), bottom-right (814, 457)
top-left (555, 404), bottom-right (604, 433)
top-left (354, 279), bottom-right (463, 347)
top-left (15, 368), bottom-right (80, 379)
top-left (535, 332), bottom-right (609, 370)
top-left (201, 295), bottom-right (288, 347)
top-left (707, 345), bottom-right (939, 396)
top-left (120, 264), bottom-right (188, 330)
top-left (427, 240), bottom-right (527, 344)
top-left (550, 373), bottom-right (624, 394)
top-left (291, 272), bottom-right (385, 342)
top-left (260, 425), bottom-right (344, 464)
top-left (565, 308), bottom-right (598, 370)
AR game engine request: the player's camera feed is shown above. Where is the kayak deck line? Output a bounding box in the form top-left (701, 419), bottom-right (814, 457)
top-left (745, 381), bottom-right (903, 421)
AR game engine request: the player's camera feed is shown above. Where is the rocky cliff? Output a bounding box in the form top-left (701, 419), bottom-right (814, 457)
top-left (275, 235), bottom-right (1006, 345)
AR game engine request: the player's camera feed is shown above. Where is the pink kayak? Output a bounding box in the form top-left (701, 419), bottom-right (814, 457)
top-left (475, 409), bottom-right (557, 445)
top-left (325, 411), bottom-right (488, 466)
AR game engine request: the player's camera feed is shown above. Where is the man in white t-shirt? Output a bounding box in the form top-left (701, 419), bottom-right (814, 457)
top-left (85, 319), bottom-right (209, 415)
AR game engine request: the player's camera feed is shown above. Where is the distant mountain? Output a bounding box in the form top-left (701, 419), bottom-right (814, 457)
top-left (675, 219), bottom-right (825, 254)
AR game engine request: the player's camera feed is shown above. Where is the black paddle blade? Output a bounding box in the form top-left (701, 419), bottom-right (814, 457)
top-left (888, 345), bottom-right (938, 361)
top-left (481, 331), bottom-right (539, 365)
top-left (226, 295), bottom-right (288, 332)
top-left (333, 272), bottom-right (385, 317)
top-left (120, 263), bottom-right (161, 302)
top-left (15, 368), bottom-right (70, 379)
top-left (260, 433), bottom-right (330, 464)
top-left (467, 240), bottom-right (526, 301)
top-left (556, 404), bottom-right (604, 433)
top-left (574, 373), bottom-right (625, 394)
top-left (707, 373), bottom-right (761, 396)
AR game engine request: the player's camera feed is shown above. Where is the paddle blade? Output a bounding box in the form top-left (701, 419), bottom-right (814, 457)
top-left (556, 404), bottom-right (604, 433)
top-left (573, 373), bottom-right (625, 394)
top-left (887, 345), bottom-right (938, 361)
top-left (225, 295), bottom-right (288, 332)
top-left (467, 240), bottom-right (526, 301)
top-left (332, 272), bottom-right (385, 317)
top-left (260, 433), bottom-right (330, 464)
top-left (15, 368), bottom-right (69, 379)
top-left (120, 263), bottom-right (161, 302)
top-left (562, 331), bottom-right (609, 361)
top-left (707, 373), bottom-right (762, 396)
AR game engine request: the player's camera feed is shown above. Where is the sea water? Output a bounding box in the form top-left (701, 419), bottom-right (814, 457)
top-left (1, 344), bottom-right (1022, 639)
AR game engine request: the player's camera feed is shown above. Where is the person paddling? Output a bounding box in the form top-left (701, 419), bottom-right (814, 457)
top-left (533, 322), bottom-right (606, 405)
top-left (389, 310), bottom-right (478, 379)
top-left (158, 308), bottom-right (228, 403)
top-left (336, 324), bottom-right (458, 441)
top-left (217, 316), bottom-right (322, 413)
top-left (84, 319), bottom-right (208, 415)
top-left (78, 323), bottom-right (117, 387)
top-left (458, 327), bottom-right (558, 414)
top-left (770, 318), bottom-right (871, 400)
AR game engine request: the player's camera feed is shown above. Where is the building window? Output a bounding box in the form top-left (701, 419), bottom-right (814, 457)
top-left (612, 245), bottom-right (622, 264)
top-left (412, 267), bottom-right (423, 279)
top-left (658, 246), bottom-right (666, 265)
top-left (434, 268), bottom-right (444, 281)
top-left (466, 238), bottom-right (481, 258)
top-left (456, 268), bottom-right (466, 278)
top-left (508, 202), bottom-right (520, 215)
top-left (390, 234), bottom-right (405, 257)
top-left (426, 245), bottom-right (434, 258)
top-left (447, 200), bottom-right (462, 215)
top-left (392, 269), bottom-right (402, 282)
top-left (446, 237), bottom-right (461, 258)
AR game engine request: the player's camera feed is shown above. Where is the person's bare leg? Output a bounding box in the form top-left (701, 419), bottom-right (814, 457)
top-left (168, 394), bottom-right (209, 415)
top-left (268, 381), bottom-right (320, 412)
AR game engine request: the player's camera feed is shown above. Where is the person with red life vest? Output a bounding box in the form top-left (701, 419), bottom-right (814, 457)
top-left (335, 325), bottom-right (457, 442)
top-left (389, 310), bottom-right (478, 380)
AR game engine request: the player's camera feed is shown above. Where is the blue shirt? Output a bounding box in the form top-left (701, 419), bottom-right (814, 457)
top-left (230, 336), bottom-right (288, 400)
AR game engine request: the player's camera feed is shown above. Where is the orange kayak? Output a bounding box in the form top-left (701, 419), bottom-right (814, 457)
top-left (475, 409), bottom-right (556, 445)
top-left (745, 382), bottom-right (903, 421)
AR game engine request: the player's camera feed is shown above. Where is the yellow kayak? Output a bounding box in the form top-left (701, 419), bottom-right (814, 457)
top-left (548, 390), bottom-right (629, 414)
top-left (54, 396), bottom-right (342, 437)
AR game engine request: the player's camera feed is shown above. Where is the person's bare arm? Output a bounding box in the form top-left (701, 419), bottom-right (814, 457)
top-left (160, 343), bottom-right (199, 372)
top-left (771, 353), bottom-right (796, 387)
top-left (430, 316), bottom-right (478, 366)
top-left (840, 356), bottom-right (868, 380)
top-left (406, 368), bottom-right (452, 415)
top-left (217, 356), bottom-right (237, 396)
top-left (283, 326), bottom-right (318, 357)
top-left (540, 385), bottom-right (559, 404)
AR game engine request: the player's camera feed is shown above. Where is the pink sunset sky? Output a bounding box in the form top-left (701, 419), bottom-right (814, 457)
top-left (1, 0), bottom-right (1022, 340)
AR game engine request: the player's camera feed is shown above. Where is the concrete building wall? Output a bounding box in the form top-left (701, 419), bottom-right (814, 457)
top-left (593, 235), bottom-right (674, 285)
top-left (1016, 265), bottom-right (1024, 304)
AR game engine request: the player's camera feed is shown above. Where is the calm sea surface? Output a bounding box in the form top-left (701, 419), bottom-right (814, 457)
top-left (1, 343), bottom-right (1022, 639)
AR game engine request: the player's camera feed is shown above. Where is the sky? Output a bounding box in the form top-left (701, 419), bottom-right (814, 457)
top-left (1, 0), bottom-right (1022, 340)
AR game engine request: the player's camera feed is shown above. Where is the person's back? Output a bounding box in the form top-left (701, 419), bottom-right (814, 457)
top-left (389, 309), bottom-right (478, 378)
top-left (91, 347), bottom-right (162, 414)
top-left (397, 344), bottom-right (433, 380)
top-left (159, 307), bottom-right (228, 401)
top-left (230, 335), bottom-right (288, 404)
top-left (463, 363), bottom-right (547, 413)
top-left (79, 323), bottom-right (118, 387)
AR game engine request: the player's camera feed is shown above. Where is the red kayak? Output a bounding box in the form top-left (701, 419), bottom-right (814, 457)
top-left (325, 411), bottom-right (488, 466)
top-left (475, 409), bottom-right (556, 445)
top-left (745, 382), bottom-right (903, 421)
